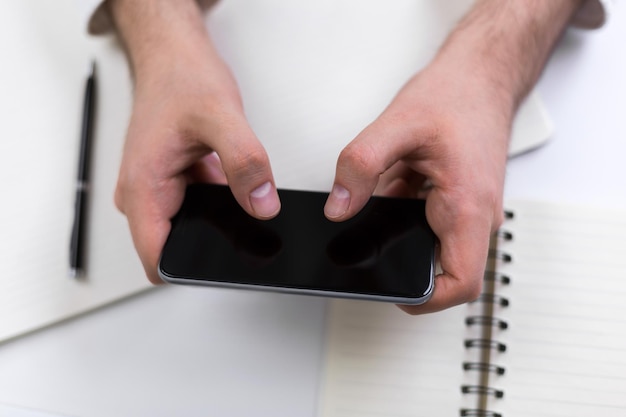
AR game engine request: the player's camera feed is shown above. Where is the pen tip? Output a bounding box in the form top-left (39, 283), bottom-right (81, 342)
top-left (90, 60), bottom-right (96, 77)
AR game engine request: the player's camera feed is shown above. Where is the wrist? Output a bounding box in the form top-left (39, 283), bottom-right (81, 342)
top-left (109, 0), bottom-right (242, 108)
top-left (433, 0), bottom-right (584, 110)
top-left (109, 0), bottom-right (214, 77)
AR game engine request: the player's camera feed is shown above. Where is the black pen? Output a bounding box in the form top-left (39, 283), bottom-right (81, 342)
top-left (70, 61), bottom-right (97, 278)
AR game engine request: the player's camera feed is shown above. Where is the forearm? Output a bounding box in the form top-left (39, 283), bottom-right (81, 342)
top-left (433, 0), bottom-right (584, 112)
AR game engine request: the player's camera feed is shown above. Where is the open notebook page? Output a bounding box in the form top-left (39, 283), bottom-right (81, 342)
top-left (492, 200), bottom-right (626, 416)
top-left (0, 1), bottom-right (149, 343)
top-left (318, 300), bottom-right (484, 416)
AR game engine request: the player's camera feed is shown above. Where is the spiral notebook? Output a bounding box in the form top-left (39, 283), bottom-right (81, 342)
top-left (318, 200), bottom-right (626, 417)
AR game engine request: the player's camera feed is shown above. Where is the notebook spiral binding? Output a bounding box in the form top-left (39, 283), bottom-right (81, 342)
top-left (459, 211), bottom-right (514, 417)
top-left (462, 362), bottom-right (505, 375)
top-left (464, 338), bottom-right (506, 352)
top-left (496, 229), bottom-right (513, 241)
top-left (483, 272), bottom-right (511, 285)
top-left (465, 315), bottom-right (508, 330)
top-left (461, 385), bottom-right (504, 398)
top-left (488, 249), bottom-right (512, 263)
top-left (474, 293), bottom-right (510, 307)
top-left (460, 409), bottom-right (503, 417)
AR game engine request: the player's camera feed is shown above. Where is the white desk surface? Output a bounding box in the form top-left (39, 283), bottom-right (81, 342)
top-left (1, 6), bottom-right (625, 417)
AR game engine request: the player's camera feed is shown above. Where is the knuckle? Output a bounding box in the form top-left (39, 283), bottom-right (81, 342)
top-left (114, 173), bottom-right (131, 214)
top-left (448, 182), bottom-right (504, 232)
top-left (225, 146), bottom-right (269, 181)
top-left (338, 142), bottom-right (382, 179)
top-left (113, 186), bottom-right (124, 213)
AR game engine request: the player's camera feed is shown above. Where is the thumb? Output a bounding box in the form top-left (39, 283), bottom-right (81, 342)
top-left (325, 118), bottom-right (424, 221)
top-left (212, 124), bottom-right (280, 220)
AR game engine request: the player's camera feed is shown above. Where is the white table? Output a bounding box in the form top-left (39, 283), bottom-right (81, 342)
top-left (1, 6), bottom-right (625, 417)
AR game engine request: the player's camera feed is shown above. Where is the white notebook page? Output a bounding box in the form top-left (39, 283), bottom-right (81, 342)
top-left (492, 200), bottom-right (626, 416)
top-left (0, 1), bottom-right (149, 343)
top-left (318, 300), bottom-right (484, 416)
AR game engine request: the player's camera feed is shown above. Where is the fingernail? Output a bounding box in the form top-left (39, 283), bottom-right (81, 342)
top-left (203, 153), bottom-right (227, 183)
top-left (250, 182), bottom-right (280, 218)
top-left (325, 184), bottom-right (350, 219)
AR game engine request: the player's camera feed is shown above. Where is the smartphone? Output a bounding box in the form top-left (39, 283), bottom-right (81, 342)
top-left (158, 184), bottom-right (436, 305)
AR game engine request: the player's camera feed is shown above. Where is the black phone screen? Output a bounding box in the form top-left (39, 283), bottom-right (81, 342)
top-left (158, 184), bottom-right (436, 304)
